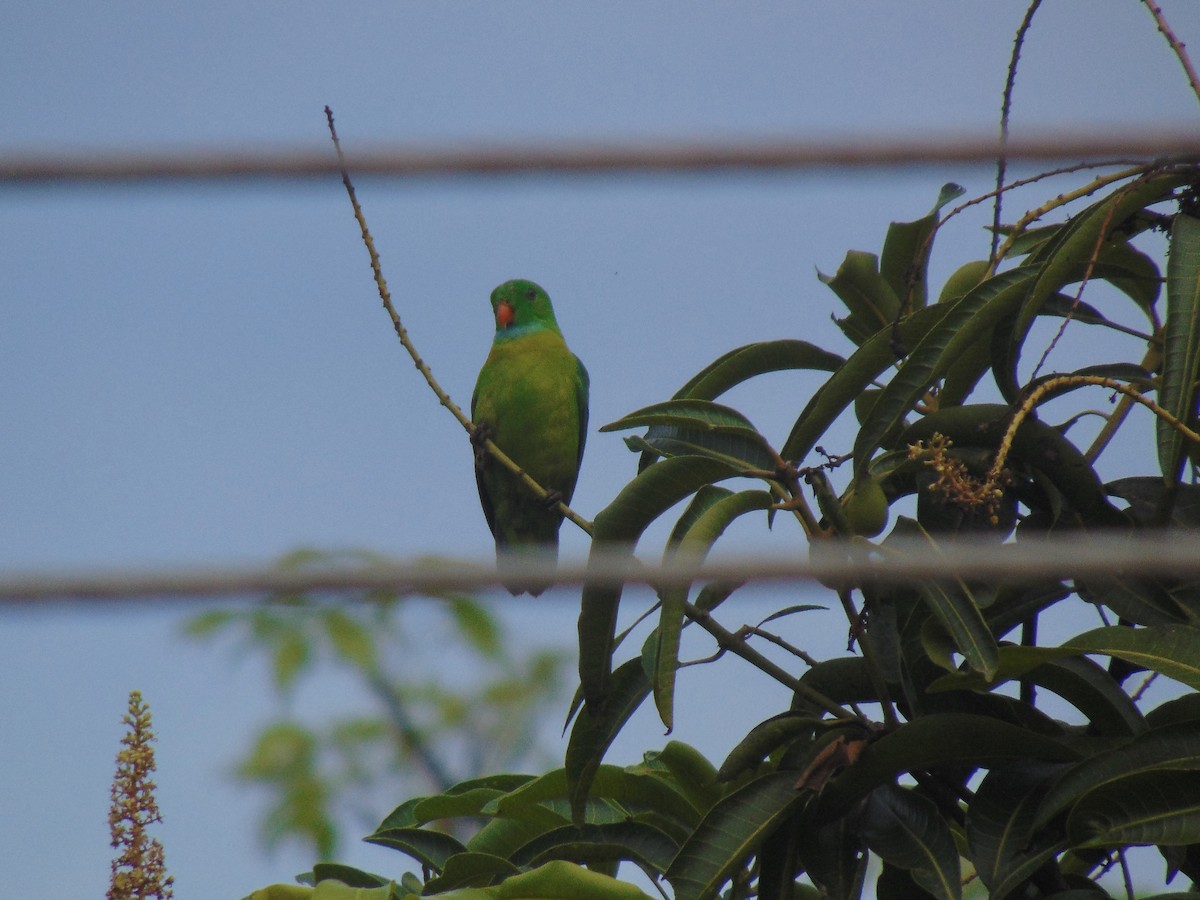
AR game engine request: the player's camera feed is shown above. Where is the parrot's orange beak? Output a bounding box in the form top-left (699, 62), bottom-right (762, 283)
top-left (496, 300), bottom-right (515, 329)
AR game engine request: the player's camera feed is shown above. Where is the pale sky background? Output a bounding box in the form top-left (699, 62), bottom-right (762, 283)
top-left (2, 2), bottom-right (1198, 897)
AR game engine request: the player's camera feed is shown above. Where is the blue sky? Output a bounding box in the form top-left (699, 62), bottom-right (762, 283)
top-left (2, 2), bottom-right (1198, 896)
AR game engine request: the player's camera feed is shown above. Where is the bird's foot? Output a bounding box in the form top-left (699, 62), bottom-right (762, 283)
top-left (541, 489), bottom-right (564, 511)
top-left (471, 421), bottom-right (495, 468)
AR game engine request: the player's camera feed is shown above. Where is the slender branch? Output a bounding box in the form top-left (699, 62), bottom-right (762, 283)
top-left (323, 106), bottom-right (593, 536)
top-left (1141, 1), bottom-right (1200, 106)
top-left (683, 602), bottom-right (859, 721)
top-left (365, 670), bottom-right (454, 792)
top-left (990, 373), bottom-right (1200, 486)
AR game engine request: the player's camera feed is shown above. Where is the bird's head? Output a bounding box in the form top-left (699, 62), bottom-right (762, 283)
top-left (490, 279), bottom-right (561, 335)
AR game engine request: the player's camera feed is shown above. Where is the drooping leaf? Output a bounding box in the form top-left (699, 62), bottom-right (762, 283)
top-left (1034, 721), bottom-right (1200, 831)
top-left (717, 712), bottom-right (824, 782)
top-left (422, 852), bottom-right (521, 893)
top-left (1065, 624), bottom-right (1200, 691)
top-left (966, 761), bottom-right (1067, 900)
top-left (665, 771), bottom-right (810, 900)
top-left (654, 489), bottom-right (775, 730)
top-left (816, 714), bottom-right (1080, 817)
top-left (565, 658), bottom-right (651, 824)
top-left (852, 266), bottom-right (1038, 469)
top-left (508, 821), bottom-right (679, 874)
top-left (859, 783), bottom-right (962, 900)
top-left (904, 524), bottom-right (999, 679)
top-left (1067, 770), bottom-right (1200, 849)
top-left (578, 456), bottom-right (743, 711)
top-left (781, 302), bottom-right (954, 464)
top-left (364, 827), bottom-right (468, 871)
top-left (1159, 212), bottom-right (1200, 482)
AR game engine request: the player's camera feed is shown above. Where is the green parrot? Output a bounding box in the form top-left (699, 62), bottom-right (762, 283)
top-left (471, 279), bottom-right (589, 595)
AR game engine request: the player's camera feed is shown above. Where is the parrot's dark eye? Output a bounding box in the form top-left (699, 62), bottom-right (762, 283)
top-left (526, 289), bottom-right (536, 300)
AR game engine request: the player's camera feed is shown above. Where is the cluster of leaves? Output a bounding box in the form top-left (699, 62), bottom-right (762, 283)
top-left (188, 549), bottom-right (568, 860)
top-left (248, 159), bottom-right (1200, 900)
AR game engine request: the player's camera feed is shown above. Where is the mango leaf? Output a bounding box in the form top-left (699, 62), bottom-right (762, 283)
top-left (852, 266), bottom-right (1038, 469)
top-left (816, 714), bottom-right (1080, 817)
top-left (717, 712), bottom-right (825, 782)
top-left (879, 182), bottom-right (965, 311)
top-left (633, 741), bottom-right (724, 821)
top-left (508, 821), bottom-right (679, 874)
top-left (794, 812), bottom-right (868, 900)
top-left (672, 339), bottom-right (845, 401)
top-left (310, 864), bottom-right (393, 889)
top-left (781, 302), bottom-right (954, 463)
top-left (1008, 174), bottom-right (1193, 386)
top-left (606, 399), bottom-right (781, 472)
top-left (365, 827), bottom-right (468, 871)
top-left (1035, 721), bottom-right (1200, 830)
top-left (1159, 212), bottom-right (1200, 482)
top-left (905, 525), bottom-right (999, 679)
top-left (491, 860), bottom-right (656, 900)
top-left (1020, 173), bottom-right (1190, 330)
top-left (860, 783), bottom-right (961, 900)
top-left (490, 761), bottom-right (701, 834)
top-left (967, 761), bottom-right (1068, 900)
top-left (565, 658), bottom-right (651, 825)
top-left (821, 249), bottom-right (902, 345)
top-left (1067, 770), bottom-right (1200, 849)
top-left (422, 852), bottom-right (521, 893)
top-left (1065, 624), bottom-right (1200, 691)
top-left (665, 771), bottom-right (810, 900)
top-left (578, 456), bottom-right (743, 711)
top-left (654, 489), bottom-right (775, 730)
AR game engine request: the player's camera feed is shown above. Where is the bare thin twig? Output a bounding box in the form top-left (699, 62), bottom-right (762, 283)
top-left (993, 0), bottom-right (1044, 262)
top-left (1142, 1), bottom-right (1200, 105)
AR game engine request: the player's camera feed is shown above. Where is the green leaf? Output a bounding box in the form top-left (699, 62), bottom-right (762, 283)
top-left (654, 489), bottom-right (775, 730)
top-left (364, 827), bottom-right (468, 871)
top-left (672, 339), bottom-right (845, 401)
top-left (860, 783), bottom-right (961, 900)
top-left (602, 399), bottom-right (766, 438)
top-left (820, 249), bottom-right (902, 345)
top-left (817, 714), bottom-right (1080, 816)
top-left (879, 182), bottom-right (965, 311)
top-left (717, 712), bottom-right (823, 782)
top-left (1159, 212), bottom-right (1200, 481)
top-left (322, 609), bottom-right (377, 671)
top-left (508, 821), bottom-right (679, 874)
top-left (578, 456), bottom-right (743, 711)
top-left (492, 860), bottom-right (656, 900)
top-left (907, 526), bottom-right (999, 679)
top-left (852, 266), bottom-right (1038, 469)
top-left (565, 658), bottom-right (652, 824)
top-left (1035, 721), bottom-right (1200, 830)
top-left (1065, 624), bottom-right (1200, 691)
top-left (311, 864), bottom-right (392, 889)
top-left (967, 761), bottom-right (1067, 900)
top-left (640, 741), bottom-right (724, 819)
top-left (422, 852), bottom-right (520, 893)
top-left (780, 302), bottom-right (954, 463)
top-left (665, 771), bottom-right (810, 900)
top-left (1067, 770), bottom-right (1200, 849)
top-left (490, 761), bottom-right (700, 833)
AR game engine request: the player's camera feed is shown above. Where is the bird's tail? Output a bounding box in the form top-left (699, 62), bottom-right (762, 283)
top-left (496, 541), bottom-right (558, 596)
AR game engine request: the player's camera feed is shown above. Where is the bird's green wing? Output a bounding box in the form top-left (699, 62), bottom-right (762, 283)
top-left (575, 354), bottom-right (590, 471)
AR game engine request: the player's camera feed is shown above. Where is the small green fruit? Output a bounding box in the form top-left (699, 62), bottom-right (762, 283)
top-left (843, 475), bottom-right (889, 537)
